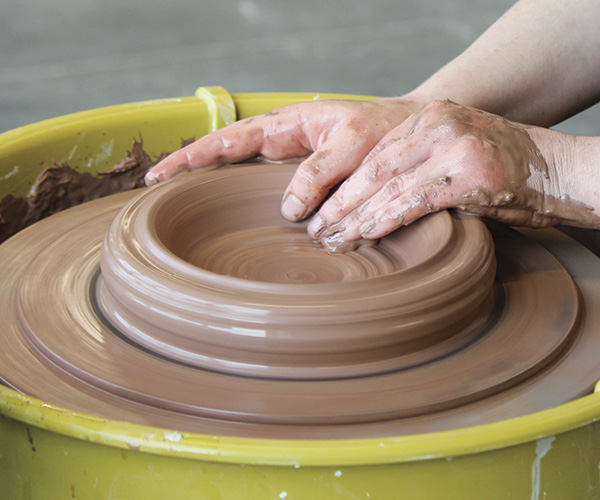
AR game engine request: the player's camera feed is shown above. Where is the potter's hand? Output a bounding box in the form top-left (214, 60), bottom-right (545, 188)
top-left (144, 98), bottom-right (424, 220)
top-left (310, 100), bottom-right (600, 250)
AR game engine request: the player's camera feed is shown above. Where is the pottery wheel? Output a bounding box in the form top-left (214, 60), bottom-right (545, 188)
top-left (2, 162), bottom-right (600, 439)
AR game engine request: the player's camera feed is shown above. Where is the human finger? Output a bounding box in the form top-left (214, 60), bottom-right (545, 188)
top-left (319, 151), bottom-right (472, 247)
top-left (278, 99), bottom-right (424, 222)
top-left (306, 120), bottom-right (432, 237)
top-left (280, 126), bottom-right (390, 222)
top-left (144, 109), bottom-right (309, 186)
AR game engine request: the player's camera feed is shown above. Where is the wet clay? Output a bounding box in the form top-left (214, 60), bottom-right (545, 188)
top-left (98, 163), bottom-right (497, 379)
top-left (0, 138), bottom-right (192, 244)
top-left (2, 162), bottom-right (600, 439)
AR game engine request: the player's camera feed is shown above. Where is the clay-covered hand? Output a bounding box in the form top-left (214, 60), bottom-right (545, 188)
top-left (309, 100), bottom-right (600, 251)
top-left (144, 98), bottom-right (424, 220)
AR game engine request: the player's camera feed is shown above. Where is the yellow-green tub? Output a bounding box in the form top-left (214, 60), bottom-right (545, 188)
top-left (1, 86), bottom-right (600, 500)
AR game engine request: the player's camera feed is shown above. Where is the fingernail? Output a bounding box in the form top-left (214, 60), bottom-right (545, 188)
top-left (281, 193), bottom-right (309, 221)
top-left (144, 172), bottom-right (160, 186)
top-left (307, 215), bottom-right (325, 237)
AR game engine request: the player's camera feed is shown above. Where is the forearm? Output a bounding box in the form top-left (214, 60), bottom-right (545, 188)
top-left (562, 135), bottom-right (600, 227)
top-left (406, 0), bottom-right (600, 127)
top-left (526, 128), bottom-right (600, 228)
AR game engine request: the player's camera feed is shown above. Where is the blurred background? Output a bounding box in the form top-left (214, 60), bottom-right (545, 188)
top-left (2, 0), bottom-right (598, 135)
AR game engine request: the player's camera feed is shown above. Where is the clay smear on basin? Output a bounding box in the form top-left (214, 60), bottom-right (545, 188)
top-left (1, 162), bottom-right (600, 439)
top-left (0, 139), bottom-right (192, 244)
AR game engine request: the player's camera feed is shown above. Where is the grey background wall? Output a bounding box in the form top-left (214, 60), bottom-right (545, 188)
top-left (2, 0), bottom-right (598, 135)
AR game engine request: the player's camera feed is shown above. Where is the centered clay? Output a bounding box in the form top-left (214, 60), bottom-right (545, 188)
top-left (97, 163), bottom-right (497, 379)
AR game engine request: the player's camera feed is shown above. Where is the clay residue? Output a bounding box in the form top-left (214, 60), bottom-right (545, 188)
top-left (318, 222), bottom-right (379, 253)
top-left (444, 107), bottom-right (600, 230)
top-left (0, 138), bottom-right (193, 244)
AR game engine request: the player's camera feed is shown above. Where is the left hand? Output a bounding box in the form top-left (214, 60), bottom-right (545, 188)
top-left (144, 98), bottom-right (424, 222)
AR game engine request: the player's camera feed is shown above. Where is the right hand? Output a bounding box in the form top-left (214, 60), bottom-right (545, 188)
top-left (144, 97), bottom-right (425, 221)
top-left (308, 100), bottom-right (583, 251)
